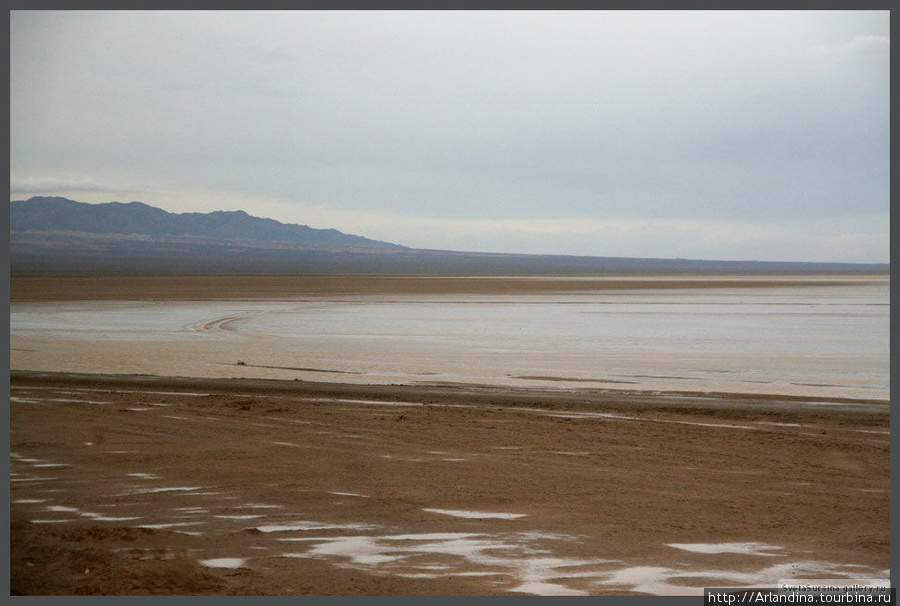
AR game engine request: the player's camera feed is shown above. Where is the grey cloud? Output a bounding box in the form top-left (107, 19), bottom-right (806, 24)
top-left (9, 10), bottom-right (890, 262)
top-left (10, 177), bottom-right (148, 197)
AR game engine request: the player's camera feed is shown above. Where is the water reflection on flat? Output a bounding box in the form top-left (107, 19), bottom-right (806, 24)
top-left (10, 278), bottom-right (889, 401)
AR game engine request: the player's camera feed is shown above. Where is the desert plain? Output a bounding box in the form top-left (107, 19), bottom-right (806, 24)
top-left (8, 276), bottom-right (890, 596)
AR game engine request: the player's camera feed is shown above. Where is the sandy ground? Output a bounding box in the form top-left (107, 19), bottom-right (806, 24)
top-left (9, 371), bottom-right (889, 596)
top-left (9, 274), bottom-right (881, 301)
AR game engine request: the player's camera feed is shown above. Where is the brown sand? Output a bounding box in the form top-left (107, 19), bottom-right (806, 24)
top-left (10, 371), bottom-right (889, 596)
top-left (9, 274), bottom-right (880, 301)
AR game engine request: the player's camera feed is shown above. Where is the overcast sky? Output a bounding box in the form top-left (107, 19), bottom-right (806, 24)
top-left (10, 10), bottom-right (890, 263)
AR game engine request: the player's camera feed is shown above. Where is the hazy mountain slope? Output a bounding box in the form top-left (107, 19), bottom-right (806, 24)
top-left (8, 196), bottom-right (889, 276)
top-left (10, 196), bottom-right (402, 250)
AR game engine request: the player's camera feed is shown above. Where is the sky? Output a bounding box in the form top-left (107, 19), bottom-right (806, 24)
top-left (10, 10), bottom-right (890, 263)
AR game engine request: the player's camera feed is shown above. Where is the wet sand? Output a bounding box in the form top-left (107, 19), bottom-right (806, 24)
top-left (10, 371), bottom-right (889, 596)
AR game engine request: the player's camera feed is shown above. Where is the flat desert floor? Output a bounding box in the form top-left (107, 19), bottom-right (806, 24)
top-left (8, 276), bottom-right (890, 596)
top-left (10, 373), bottom-right (889, 596)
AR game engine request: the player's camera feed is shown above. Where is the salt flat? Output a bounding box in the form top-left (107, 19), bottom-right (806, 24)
top-left (9, 275), bottom-right (889, 401)
top-left (8, 275), bottom-right (890, 595)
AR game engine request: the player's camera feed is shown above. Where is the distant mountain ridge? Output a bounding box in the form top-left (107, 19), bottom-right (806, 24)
top-left (10, 196), bottom-right (403, 250)
top-left (9, 196), bottom-right (889, 277)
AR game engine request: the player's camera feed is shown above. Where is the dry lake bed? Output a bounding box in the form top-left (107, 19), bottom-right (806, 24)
top-left (8, 275), bottom-right (890, 595)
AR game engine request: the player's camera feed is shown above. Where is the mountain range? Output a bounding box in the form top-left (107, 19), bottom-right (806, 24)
top-left (10, 196), bottom-right (401, 250)
top-left (8, 196), bottom-right (890, 276)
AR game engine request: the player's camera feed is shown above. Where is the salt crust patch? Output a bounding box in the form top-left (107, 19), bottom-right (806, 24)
top-left (422, 508), bottom-right (527, 519)
top-left (597, 561), bottom-right (878, 596)
top-left (275, 530), bottom-right (881, 596)
top-left (82, 512), bottom-right (142, 522)
top-left (329, 492), bottom-right (369, 498)
top-left (521, 407), bottom-right (758, 431)
top-left (10, 397), bottom-right (46, 404)
top-left (142, 391), bottom-right (208, 397)
top-left (214, 514), bottom-right (265, 520)
top-left (379, 454), bottom-right (424, 462)
top-left (200, 558), bottom-right (246, 569)
top-left (667, 542), bottom-right (784, 556)
top-left (514, 581), bottom-right (587, 596)
top-left (127, 473), bottom-right (162, 480)
top-left (31, 398), bottom-right (112, 405)
top-left (11, 455), bottom-right (41, 463)
top-left (13, 499), bottom-right (46, 504)
top-left (42, 505), bottom-right (140, 522)
top-left (327, 398), bottom-right (422, 408)
top-left (129, 486), bottom-right (203, 494)
top-left (279, 531), bottom-right (611, 596)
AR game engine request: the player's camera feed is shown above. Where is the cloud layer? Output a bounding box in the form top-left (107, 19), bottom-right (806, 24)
top-left (10, 11), bottom-right (890, 262)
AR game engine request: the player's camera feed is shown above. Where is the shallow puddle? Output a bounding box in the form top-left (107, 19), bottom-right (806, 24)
top-left (126, 473), bottom-right (162, 480)
top-left (667, 542), bottom-right (784, 556)
top-left (596, 560), bottom-right (887, 596)
top-left (252, 521), bottom-right (377, 533)
top-left (422, 508), bottom-right (527, 520)
top-left (129, 486), bottom-right (204, 494)
top-left (267, 526), bottom-right (886, 596)
top-left (214, 514), bottom-right (265, 520)
top-left (200, 558), bottom-right (247, 569)
top-left (137, 522), bottom-right (205, 530)
top-left (82, 513), bottom-right (142, 522)
top-left (279, 531), bottom-right (612, 595)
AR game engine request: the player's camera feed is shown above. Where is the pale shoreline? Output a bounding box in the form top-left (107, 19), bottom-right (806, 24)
top-left (10, 332), bottom-right (889, 403)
